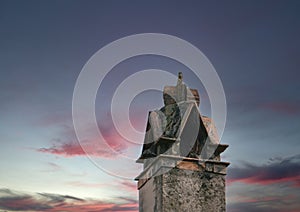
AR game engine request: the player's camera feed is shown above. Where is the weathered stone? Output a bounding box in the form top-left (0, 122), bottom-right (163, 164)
top-left (161, 168), bottom-right (226, 212)
top-left (136, 155), bottom-right (229, 212)
top-left (138, 163), bottom-right (226, 212)
top-left (136, 73), bottom-right (229, 212)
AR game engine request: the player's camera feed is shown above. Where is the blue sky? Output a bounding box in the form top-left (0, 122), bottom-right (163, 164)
top-left (0, 1), bottom-right (300, 211)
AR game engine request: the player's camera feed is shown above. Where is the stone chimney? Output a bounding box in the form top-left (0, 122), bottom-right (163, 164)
top-left (135, 72), bottom-right (229, 212)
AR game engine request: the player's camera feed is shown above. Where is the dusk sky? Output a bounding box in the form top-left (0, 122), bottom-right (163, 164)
top-left (0, 1), bottom-right (300, 211)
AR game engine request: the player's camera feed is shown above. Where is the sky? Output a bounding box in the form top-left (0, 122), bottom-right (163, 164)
top-left (0, 0), bottom-right (300, 211)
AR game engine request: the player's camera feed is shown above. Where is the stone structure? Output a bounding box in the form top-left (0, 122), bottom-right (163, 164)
top-left (135, 73), bottom-right (229, 212)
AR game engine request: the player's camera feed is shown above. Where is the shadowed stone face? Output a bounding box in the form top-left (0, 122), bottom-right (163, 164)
top-left (161, 103), bottom-right (181, 138)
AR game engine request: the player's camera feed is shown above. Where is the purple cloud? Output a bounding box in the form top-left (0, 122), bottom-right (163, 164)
top-left (0, 189), bottom-right (138, 212)
top-left (227, 154), bottom-right (300, 187)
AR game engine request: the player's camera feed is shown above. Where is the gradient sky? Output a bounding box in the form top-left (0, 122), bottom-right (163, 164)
top-left (0, 1), bottom-right (300, 211)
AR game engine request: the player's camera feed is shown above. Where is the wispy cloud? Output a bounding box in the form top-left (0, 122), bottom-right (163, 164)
top-left (119, 181), bottom-right (137, 193)
top-left (66, 181), bottom-right (104, 188)
top-left (116, 181), bottom-right (138, 198)
top-left (37, 136), bottom-right (128, 158)
top-left (0, 188), bottom-right (138, 212)
top-left (227, 154), bottom-right (300, 187)
top-left (35, 110), bottom-right (140, 159)
top-left (40, 162), bottom-right (63, 173)
top-left (260, 102), bottom-right (300, 115)
top-left (227, 192), bottom-right (299, 212)
top-left (35, 119), bottom-right (131, 159)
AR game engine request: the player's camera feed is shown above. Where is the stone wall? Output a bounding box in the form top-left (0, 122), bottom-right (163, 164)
top-left (157, 168), bottom-right (226, 212)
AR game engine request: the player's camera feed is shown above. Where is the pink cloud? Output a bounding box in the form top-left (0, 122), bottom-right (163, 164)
top-left (37, 131), bottom-right (130, 158)
top-left (230, 175), bottom-right (300, 187)
top-left (36, 112), bottom-right (142, 159)
top-left (119, 181), bottom-right (137, 193)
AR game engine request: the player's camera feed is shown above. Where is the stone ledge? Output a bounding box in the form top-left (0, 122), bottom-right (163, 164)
top-left (135, 154), bottom-right (229, 189)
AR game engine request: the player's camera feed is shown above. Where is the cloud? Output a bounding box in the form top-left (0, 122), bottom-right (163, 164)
top-left (37, 140), bottom-right (89, 157)
top-left (117, 181), bottom-right (138, 197)
top-left (35, 112), bottom-right (141, 158)
top-left (65, 180), bottom-right (137, 199)
top-left (37, 193), bottom-right (84, 202)
top-left (66, 181), bottom-right (104, 188)
top-left (0, 188), bottom-right (138, 212)
top-left (37, 136), bottom-right (129, 158)
top-left (260, 102), bottom-right (300, 115)
top-left (36, 122), bottom-right (132, 159)
top-left (119, 181), bottom-right (137, 193)
top-left (39, 162), bottom-right (63, 173)
top-left (227, 154), bottom-right (300, 187)
top-left (227, 192), bottom-right (299, 212)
